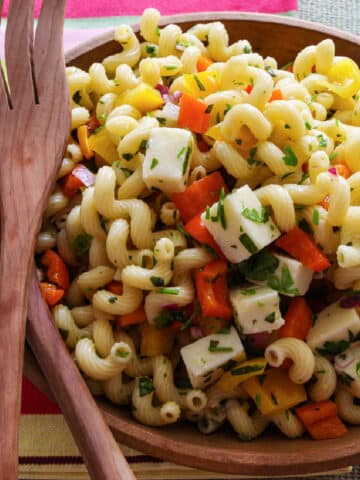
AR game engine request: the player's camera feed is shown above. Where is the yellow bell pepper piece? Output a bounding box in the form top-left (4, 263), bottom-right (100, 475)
top-left (116, 83), bottom-right (164, 114)
top-left (242, 368), bottom-right (307, 415)
top-left (205, 123), bottom-right (223, 141)
top-left (183, 71), bottom-right (219, 98)
top-left (214, 357), bottom-right (267, 394)
top-left (87, 127), bottom-right (119, 165)
top-left (324, 58), bottom-right (360, 99)
top-left (140, 323), bottom-right (175, 357)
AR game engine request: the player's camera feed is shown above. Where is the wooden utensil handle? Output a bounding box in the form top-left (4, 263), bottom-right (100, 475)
top-left (0, 222), bottom-right (35, 480)
top-left (27, 265), bottom-right (136, 480)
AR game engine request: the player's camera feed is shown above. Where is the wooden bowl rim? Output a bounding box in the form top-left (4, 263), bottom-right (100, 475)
top-left (65, 11), bottom-right (360, 64)
top-left (40, 12), bottom-right (360, 475)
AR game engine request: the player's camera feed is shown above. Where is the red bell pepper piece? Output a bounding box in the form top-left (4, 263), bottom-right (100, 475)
top-left (275, 227), bottom-right (330, 273)
top-left (184, 213), bottom-right (224, 258)
top-left (171, 172), bottom-right (227, 223)
top-left (178, 92), bottom-right (210, 134)
top-left (279, 297), bottom-right (313, 340)
top-left (195, 260), bottom-right (233, 320)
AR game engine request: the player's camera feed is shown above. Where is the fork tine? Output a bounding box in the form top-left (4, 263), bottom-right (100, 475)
top-left (34, 0), bottom-right (68, 104)
top-left (4, 0), bottom-right (36, 108)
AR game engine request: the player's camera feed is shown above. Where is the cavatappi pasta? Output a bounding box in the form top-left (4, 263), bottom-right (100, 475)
top-left (36, 9), bottom-right (360, 441)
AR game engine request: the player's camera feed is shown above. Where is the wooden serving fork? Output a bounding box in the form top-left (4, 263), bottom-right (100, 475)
top-left (0, 1), bottom-right (135, 479)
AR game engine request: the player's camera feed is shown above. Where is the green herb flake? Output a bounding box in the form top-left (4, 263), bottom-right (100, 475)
top-left (139, 139), bottom-right (148, 151)
top-left (265, 312), bottom-right (276, 323)
top-left (329, 151), bottom-right (338, 161)
top-left (248, 146), bottom-right (258, 165)
top-left (305, 121), bottom-right (312, 130)
top-left (282, 145), bottom-right (298, 166)
top-left (242, 206), bottom-right (268, 224)
top-left (244, 45), bottom-right (251, 54)
top-left (157, 287), bottom-right (179, 295)
top-left (182, 146), bottom-right (192, 175)
top-left (285, 410), bottom-right (290, 421)
top-left (237, 250), bottom-right (279, 282)
top-left (208, 340), bottom-right (234, 353)
top-left (231, 364), bottom-right (264, 376)
top-left (313, 208), bottom-right (320, 226)
top-left (108, 296), bottom-right (117, 304)
top-left (150, 157), bottom-right (159, 170)
top-left (317, 134), bottom-right (327, 148)
top-left (317, 340), bottom-right (350, 356)
top-left (174, 378), bottom-right (193, 390)
top-left (156, 117), bottom-right (166, 125)
top-left (120, 167), bottom-right (132, 178)
top-left (150, 276), bottom-right (165, 287)
top-left (356, 361), bottom-right (360, 378)
top-left (271, 392), bottom-right (278, 405)
top-left (205, 104), bottom-right (213, 113)
top-left (71, 233), bottom-right (92, 256)
top-left (145, 44), bottom-right (156, 56)
top-left (116, 349), bottom-right (130, 358)
top-left (122, 152), bottom-right (134, 161)
top-left (255, 392), bottom-right (261, 409)
top-left (338, 372), bottom-right (354, 387)
top-left (224, 103), bottom-right (232, 115)
top-left (177, 146), bottom-right (186, 159)
top-left (240, 288), bottom-right (257, 296)
top-left (194, 74), bottom-right (206, 91)
top-left (165, 65), bottom-right (177, 71)
top-left (139, 377), bottom-right (155, 397)
top-left (239, 233), bottom-right (258, 254)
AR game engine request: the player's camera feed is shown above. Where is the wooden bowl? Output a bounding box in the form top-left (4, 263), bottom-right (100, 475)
top-left (27, 12), bottom-right (360, 477)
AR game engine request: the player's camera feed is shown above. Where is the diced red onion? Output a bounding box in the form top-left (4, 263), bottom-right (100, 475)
top-left (72, 164), bottom-right (95, 187)
top-left (163, 303), bottom-right (180, 311)
top-left (155, 83), bottom-right (169, 96)
top-left (340, 294), bottom-right (360, 308)
top-left (335, 350), bottom-right (354, 369)
top-left (328, 167), bottom-right (338, 176)
top-left (190, 326), bottom-right (204, 339)
top-left (172, 90), bottom-right (182, 103)
top-left (246, 332), bottom-right (272, 351)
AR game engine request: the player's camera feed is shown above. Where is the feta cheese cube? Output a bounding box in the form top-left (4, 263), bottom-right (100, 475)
top-left (250, 253), bottom-right (313, 297)
top-left (180, 326), bottom-right (246, 389)
top-left (229, 285), bottom-right (284, 334)
top-left (307, 302), bottom-right (360, 352)
top-left (143, 127), bottom-right (193, 194)
top-left (334, 343), bottom-right (360, 396)
top-left (201, 185), bottom-right (280, 263)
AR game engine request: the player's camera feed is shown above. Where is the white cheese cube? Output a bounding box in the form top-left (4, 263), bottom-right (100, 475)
top-left (307, 302), bottom-right (360, 352)
top-left (251, 253), bottom-right (313, 297)
top-left (334, 343), bottom-right (360, 396)
top-left (180, 327), bottom-right (246, 389)
top-left (229, 285), bottom-right (284, 334)
top-left (201, 185), bottom-right (280, 263)
top-left (143, 127), bottom-right (193, 194)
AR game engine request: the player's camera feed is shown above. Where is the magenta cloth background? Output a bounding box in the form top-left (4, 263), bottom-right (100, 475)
top-left (3, 0), bottom-right (297, 17)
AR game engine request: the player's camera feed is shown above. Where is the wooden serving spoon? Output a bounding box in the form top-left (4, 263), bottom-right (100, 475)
top-left (0, 0), bottom-right (135, 478)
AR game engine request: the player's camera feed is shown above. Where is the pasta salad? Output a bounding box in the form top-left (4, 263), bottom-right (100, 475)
top-left (36, 8), bottom-right (360, 441)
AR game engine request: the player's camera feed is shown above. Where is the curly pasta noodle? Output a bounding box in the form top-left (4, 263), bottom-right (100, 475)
top-left (75, 338), bottom-right (132, 381)
top-left (92, 282), bottom-right (143, 315)
top-left (121, 238), bottom-right (175, 290)
top-left (335, 388), bottom-right (360, 424)
top-left (132, 378), bottom-right (181, 427)
top-left (269, 410), bottom-right (305, 438)
top-left (255, 184), bottom-right (296, 232)
top-left (52, 304), bottom-right (92, 350)
top-left (197, 406), bottom-right (227, 434)
top-left (308, 355), bottom-right (337, 402)
top-left (145, 247), bottom-right (213, 322)
top-left (265, 338), bottom-right (315, 384)
top-left (92, 311), bottom-right (115, 358)
top-left (115, 330), bottom-right (153, 377)
top-left (94, 166), bottom-right (153, 248)
top-left (103, 374), bottom-right (134, 405)
top-left (226, 400), bottom-right (270, 440)
top-left (80, 187), bottom-right (106, 241)
top-left (160, 202), bottom-right (180, 226)
top-left (71, 305), bottom-right (95, 327)
top-left (89, 237), bottom-right (111, 268)
top-left (153, 355), bottom-right (207, 412)
top-left (102, 25), bottom-right (141, 74)
top-left (221, 104), bottom-right (271, 143)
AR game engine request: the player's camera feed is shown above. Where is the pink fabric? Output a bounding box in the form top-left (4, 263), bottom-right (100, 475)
top-left (2, 0), bottom-right (297, 17)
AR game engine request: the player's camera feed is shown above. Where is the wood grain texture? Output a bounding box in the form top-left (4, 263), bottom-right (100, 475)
top-left (26, 268), bottom-right (136, 480)
top-left (0, 1), bottom-right (69, 479)
top-left (27, 12), bottom-right (360, 477)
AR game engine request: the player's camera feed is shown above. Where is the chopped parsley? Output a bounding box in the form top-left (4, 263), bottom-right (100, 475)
top-left (237, 250), bottom-right (279, 281)
top-left (72, 90), bottom-right (81, 104)
top-left (165, 65), bottom-right (177, 71)
top-left (317, 134), bottom-right (327, 148)
top-left (157, 287), bottom-right (179, 295)
top-left (71, 233), bottom-right (92, 256)
top-left (194, 74), bottom-right (206, 91)
top-left (150, 157), bottom-right (159, 169)
top-left (313, 209), bottom-right (320, 226)
top-left (282, 145), bottom-right (298, 166)
top-left (240, 288), bottom-right (257, 296)
top-left (267, 265), bottom-right (299, 295)
top-left (329, 151), bottom-right (338, 161)
top-left (182, 146), bottom-right (192, 175)
top-left (156, 117), bottom-right (166, 125)
top-left (115, 348), bottom-right (130, 358)
top-left (244, 45), bottom-right (251, 54)
top-left (174, 378), bottom-right (193, 390)
top-left (241, 206), bottom-right (268, 224)
top-left (177, 146), bottom-right (187, 159)
top-left (122, 153), bottom-right (134, 161)
top-left (271, 392), bottom-right (278, 405)
top-left (210, 188), bottom-right (227, 229)
top-left (265, 312), bottom-right (276, 323)
top-left (139, 377), bottom-right (155, 397)
top-left (208, 340), bottom-right (234, 353)
top-left (231, 364), bottom-right (264, 376)
top-left (239, 233), bottom-right (258, 254)
top-left (248, 146), bottom-right (258, 166)
top-left (305, 121), bottom-right (312, 130)
top-left (150, 276), bottom-right (165, 287)
top-left (108, 296), bottom-right (117, 304)
top-left (145, 44), bottom-right (156, 56)
top-left (356, 361), bottom-right (360, 378)
top-left (255, 393), bottom-right (261, 409)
